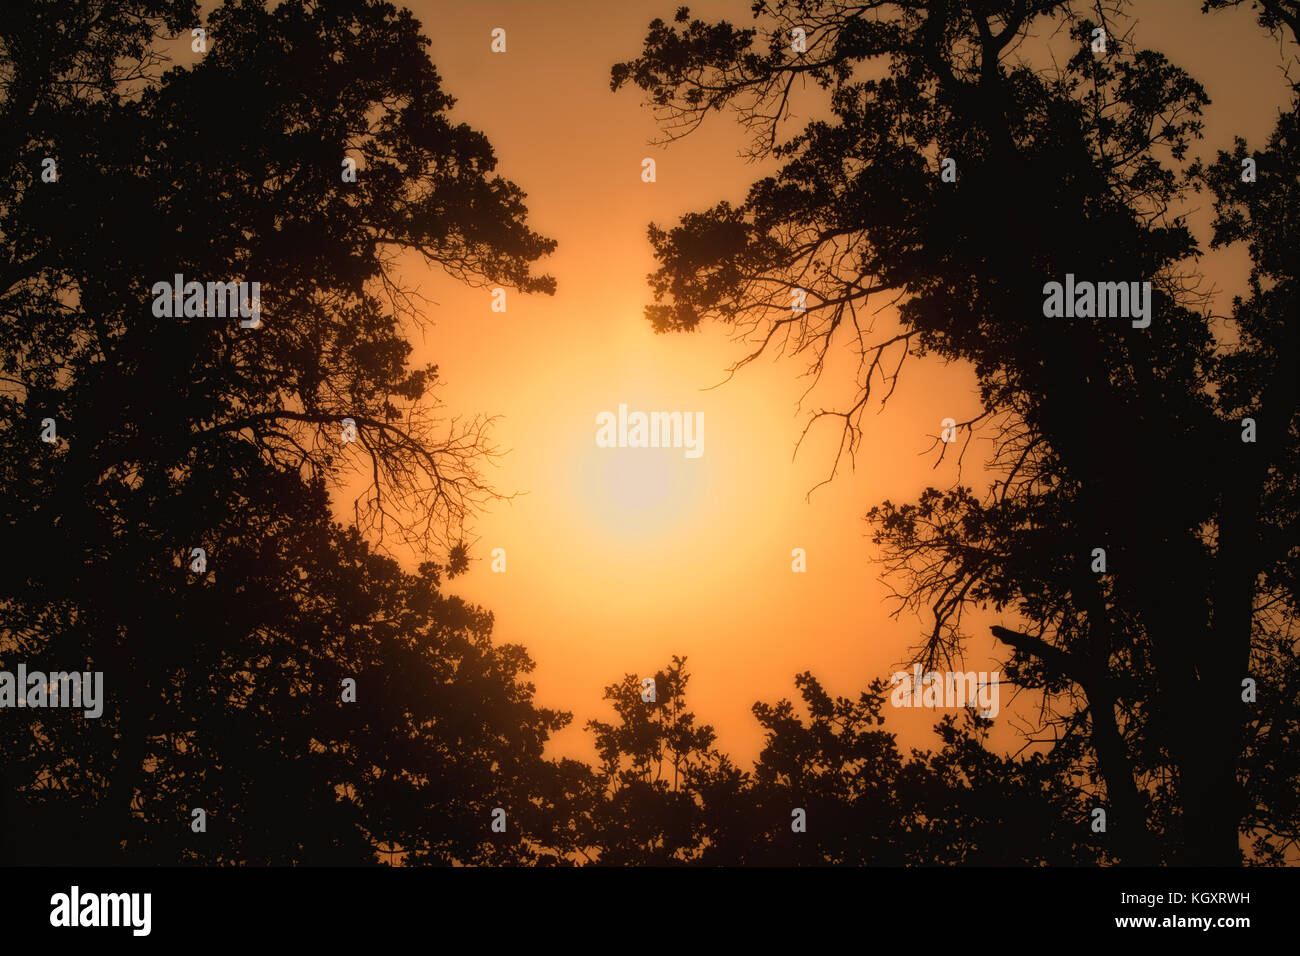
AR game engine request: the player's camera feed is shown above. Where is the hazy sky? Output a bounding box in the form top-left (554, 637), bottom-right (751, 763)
top-left (353, 0), bottom-right (1293, 764)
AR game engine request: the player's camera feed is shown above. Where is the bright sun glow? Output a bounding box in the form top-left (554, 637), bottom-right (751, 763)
top-left (574, 442), bottom-right (705, 540)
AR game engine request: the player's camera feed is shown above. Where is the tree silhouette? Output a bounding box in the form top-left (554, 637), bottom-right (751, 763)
top-left (0, 0), bottom-right (562, 863)
top-left (613, 1), bottom-right (1298, 864)
top-left (744, 673), bottom-right (913, 864)
top-left (580, 658), bottom-right (1106, 865)
top-left (579, 657), bottom-right (726, 864)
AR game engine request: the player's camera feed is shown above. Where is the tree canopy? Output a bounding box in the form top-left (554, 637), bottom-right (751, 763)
top-left (612, 0), bottom-right (1299, 864)
top-left (0, 0), bottom-right (562, 864)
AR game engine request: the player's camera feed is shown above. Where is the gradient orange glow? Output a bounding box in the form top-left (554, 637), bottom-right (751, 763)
top-left (357, 0), bottom-right (1290, 764)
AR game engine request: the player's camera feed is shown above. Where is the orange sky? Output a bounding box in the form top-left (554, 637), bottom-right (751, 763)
top-left (349, 0), bottom-right (1291, 765)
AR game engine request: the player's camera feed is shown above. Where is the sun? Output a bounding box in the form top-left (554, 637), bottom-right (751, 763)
top-left (574, 442), bottom-right (705, 541)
